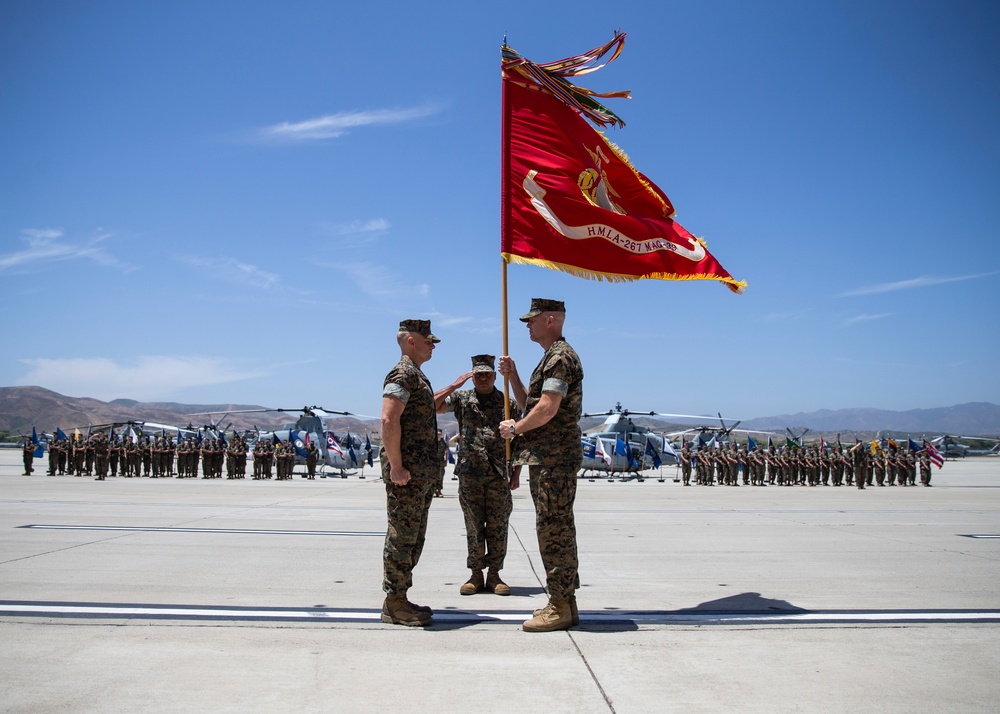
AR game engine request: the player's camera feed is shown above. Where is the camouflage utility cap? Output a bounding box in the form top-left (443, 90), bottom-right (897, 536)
top-left (471, 354), bottom-right (496, 373)
top-left (520, 298), bottom-right (565, 322)
top-left (399, 319), bottom-right (440, 343)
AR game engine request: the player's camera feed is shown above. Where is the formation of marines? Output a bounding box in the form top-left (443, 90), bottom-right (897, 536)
top-left (28, 432), bottom-right (937, 490)
top-left (38, 432), bottom-right (317, 480)
top-left (677, 442), bottom-right (934, 488)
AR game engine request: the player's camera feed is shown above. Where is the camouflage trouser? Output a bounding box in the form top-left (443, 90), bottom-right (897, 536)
top-left (529, 464), bottom-right (579, 600)
top-left (458, 469), bottom-right (512, 571)
top-left (382, 473), bottom-right (435, 595)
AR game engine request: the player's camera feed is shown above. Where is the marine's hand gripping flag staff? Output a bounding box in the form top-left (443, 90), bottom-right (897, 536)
top-left (498, 32), bottom-right (745, 475)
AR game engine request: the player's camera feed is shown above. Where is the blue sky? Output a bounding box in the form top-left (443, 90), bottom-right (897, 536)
top-left (1, 0), bottom-right (998, 420)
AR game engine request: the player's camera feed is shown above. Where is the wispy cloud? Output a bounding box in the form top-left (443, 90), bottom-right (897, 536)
top-left (432, 315), bottom-right (474, 328)
top-left (315, 218), bottom-right (390, 247)
top-left (179, 256), bottom-right (279, 289)
top-left (0, 228), bottom-right (134, 273)
top-left (843, 312), bottom-right (894, 327)
top-left (16, 356), bottom-right (265, 402)
top-left (257, 105), bottom-right (441, 142)
top-left (321, 260), bottom-right (430, 301)
top-left (839, 272), bottom-right (995, 297)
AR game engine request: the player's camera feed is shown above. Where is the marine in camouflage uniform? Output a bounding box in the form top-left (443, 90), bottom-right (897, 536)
top-left (500, 298), bottom-right (583, 633)
top-left (138, 436), bottom-right (149, 476)
top-left (261, 440), bottom-right (274, 479)
top-left (695, 446), bottom-right (708, 485)
top-left (281, 441), bottom-right (295, 480)
top-left (252, 440), bottom-right (265, 479)
top-left (200, 439), bottom-right (211, 478)
top-left (433, 429), bottom-right (447, 497)
top-left (919, 451), bottom-right (932, 486)
top-left (57, 437), bottom-right (68, 474)
top-left (679, 446), bottom-right (692, 485)
top-left (109, 436), bottom-right (122, 477)
top-left (831, 446), bottom-right (845, 486)
top-left (379, 319), bottom-right (441, 627)
top-left (819, 447), bottom-right (831, 485)
top-left (436, 354), bottom-right (522, 596)
top-left (236, 437), bottom-right (247, 478)
top-left (84, 436), bottom-right (96, 475)
top-left (72, 436), bottom-right (86, 476)
top-left (22, 438), bottom-right (35, 475)
top-left (92, 433), bottom-right (110, 480)
top-left (851, 442), bottom-right (868, 490)
top-left (226, 439), bottom-right (239, 479)
top-left (152, 438), bottom-right (164, 478)
top-left (873, 449), bottom-right (886, 486)
top-left (47, 437), bottom-right (60, 475)
top-left (164, 438), bottom-right (176, 477)
top-left (306, 441), bottom-right (319, 479)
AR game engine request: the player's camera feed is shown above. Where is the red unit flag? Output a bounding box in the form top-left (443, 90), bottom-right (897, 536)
top-left (501, 36), bottom-right (745, 292)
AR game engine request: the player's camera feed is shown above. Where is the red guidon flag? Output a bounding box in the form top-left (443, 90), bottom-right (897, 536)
top-left (501, 35), bottom-right (745, 293)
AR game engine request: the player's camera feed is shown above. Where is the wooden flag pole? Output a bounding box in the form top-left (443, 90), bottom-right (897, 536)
top-left (502, 259), bottom-right (512, 473)
top-left (501, 51), bottom-right (513, 477)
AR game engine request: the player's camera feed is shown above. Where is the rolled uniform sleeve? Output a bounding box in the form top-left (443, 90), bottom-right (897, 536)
top-left (515, 339), bottom-right (583, 468)
top-left (541, 378), bottom-right (568, 397)
top-left (383, 383), bottom-right (410, 404)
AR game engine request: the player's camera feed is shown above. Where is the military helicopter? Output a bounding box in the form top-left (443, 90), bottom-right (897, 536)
top-left (579, 404), bottom-right (723, 479)
top-left (665, 413), bottom-right (778, 450)
top-left (189, 406), bottom-right (377, 475)
top-left (54, 414), bottom-right (232, 443)
top-left (784, 427), bottom-right (810, 448)
top-left (926, 434), bottom-right (1000, 458)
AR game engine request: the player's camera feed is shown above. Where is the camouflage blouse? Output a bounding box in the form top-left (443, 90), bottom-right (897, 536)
top-left (381, 355), bottom-right (439, 478)
top-left (514, 338), bottom-right (583, 469)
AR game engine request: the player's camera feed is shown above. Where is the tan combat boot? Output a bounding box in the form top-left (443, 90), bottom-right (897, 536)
top-left (533, 596), bottom-right (579, 625)
top-left (523, 596), bottom-right (574, 632)
top-left (407, 596), bottom-right (433, 617)
top-left (485, 568), bottom-right (510, 596)
top-left (381, 593), bottom-right (432, 627)
top-left (459, 569), bottom-right (484, 595)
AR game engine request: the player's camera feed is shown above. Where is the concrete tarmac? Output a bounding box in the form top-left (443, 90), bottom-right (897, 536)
top-left (1, 450), bottom-right (999, 713)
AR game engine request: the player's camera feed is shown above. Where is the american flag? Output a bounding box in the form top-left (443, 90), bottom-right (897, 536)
top-left (326, 432), bottom-right (344, 458)
top-left (923, 440), bottom-right (944, 469)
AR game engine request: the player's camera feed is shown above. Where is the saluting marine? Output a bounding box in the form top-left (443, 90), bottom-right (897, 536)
top-left (436, 354), bottom-right (522, 597)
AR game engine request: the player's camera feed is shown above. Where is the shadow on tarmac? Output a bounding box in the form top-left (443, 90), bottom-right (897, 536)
top-left (678, 591), bottom-right (807, 613)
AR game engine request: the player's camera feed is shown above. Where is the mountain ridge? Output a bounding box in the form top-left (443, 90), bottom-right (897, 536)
top-left (1, 387), bottom-right (997, 438)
